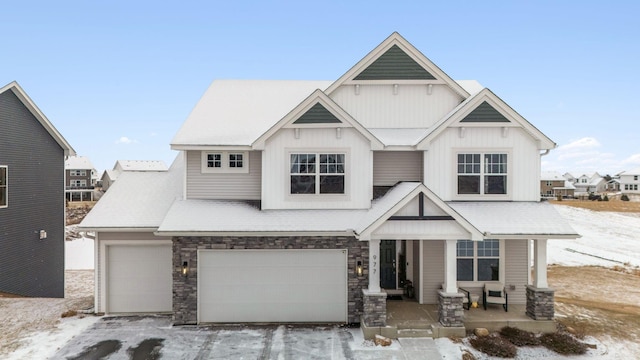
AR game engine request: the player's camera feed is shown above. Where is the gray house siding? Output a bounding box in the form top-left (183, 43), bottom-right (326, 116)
top-left (354, 45), bottom-right (436, 80)
top-left (293, 103), bottom-right (341, 124)
top-left (0, 90), bottom-right (65, 297)
top-left (186, 150), bottom-right (261, 200)
top-left (373, 151), bottom-right (422, 186)
top-left (461, 101), bottom-right (510, 123)
top-left (504, 239), bottom-right (528, 304)
top-left (422, 241), bottom-right (444, 304)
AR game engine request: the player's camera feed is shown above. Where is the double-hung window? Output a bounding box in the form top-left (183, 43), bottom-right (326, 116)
top-left (201, 151), bottom-right (248, 173)
top-left (0, 166), bottom-right (7, 207)
top-left (457, 153), bottom-right (507, 195)
top-left (456, 239), bottom-right (500, 282)
top-left (290, 153), bottom-right (345, 194)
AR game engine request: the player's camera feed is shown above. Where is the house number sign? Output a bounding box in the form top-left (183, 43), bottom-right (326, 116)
top-left (372, 255), bottom-right (377, 274)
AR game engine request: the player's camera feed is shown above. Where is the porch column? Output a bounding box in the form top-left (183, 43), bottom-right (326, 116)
top-left (442, 239), bottom-right (457, 293)
top-left (533, 239), bottom-right (548, 288)
top-left (368, 239), bottom-right (381, 293)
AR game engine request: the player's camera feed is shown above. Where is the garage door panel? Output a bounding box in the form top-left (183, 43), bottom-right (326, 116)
top-left (107, 245), bottom-right (172, 313)
top-left (199, 250), bottom-right (347, 323)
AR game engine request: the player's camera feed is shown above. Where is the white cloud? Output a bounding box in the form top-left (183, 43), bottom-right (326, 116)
top-left (621, 153), bottom-right (640, 166)
top-left (115, 136), bottom-right (137, 144)
top-left (556, 137), bottom-right (601, 152)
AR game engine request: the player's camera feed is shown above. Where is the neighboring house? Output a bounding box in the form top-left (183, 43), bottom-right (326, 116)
top-left (562, 172), bottom-right (576, 184)
top-left (605, 178), bottom-right (621, 192)
top-left (101, 160), bottom-right (168, 191)
top-left (80, 33), bottom-right (578, 336)
top-left (540, 171), bottom-right (575, 198)
top-left (572, 172), bottom-right (606, 195)
top-left (0, 81), bottom-right (75, 297)
top-left (65, 155), bottom-right (96, 202)
top-left (619, 167), bottom-right (640, 194)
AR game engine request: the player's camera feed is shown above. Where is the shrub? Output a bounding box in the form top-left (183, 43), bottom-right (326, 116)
top-left (499, 326), bottom-right (541, 346)
top-left (61, 309), bottom-right (78, 318)
top-left (603, 194), bottom-right (609, 201)
top-left (540, 332), bottom-right (588, 355)
top-left (621, 194), bottom-right (630, 201)
top-left (469, 334), bottom-right (517, 358)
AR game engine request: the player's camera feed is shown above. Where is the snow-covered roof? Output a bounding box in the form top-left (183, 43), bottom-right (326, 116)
top-left (80, 156), bottom-right (183, 230)
top-left (620, 167), bottom-right (640, 176)
top-left (115, 160), bottom-right (168, 171)
top-left (455, 80), bottom-right (484, 95)
top-left (540, 171), bottom-right (565, 181)
top-left (171, 80), bottom-right (333, 148)
top-left (65, 156), bottom-right (94, 170)
top-left (447, 202), bottom-right (579, 238)
top-left (368, 128), bottom-right (429, 146)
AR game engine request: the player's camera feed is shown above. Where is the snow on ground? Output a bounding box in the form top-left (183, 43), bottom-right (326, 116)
top-left (548, 205), bottom-right (640, 267)
top-left (65, 236), bottom-right (94, 270)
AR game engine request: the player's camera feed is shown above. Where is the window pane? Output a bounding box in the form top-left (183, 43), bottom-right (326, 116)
top-left (477, 239), bottom-right (499, 257)
top-left (478, 258), bottom-right (499, 281)
top-left (291, 175), bottom-right (315, 194)
top-left (458, 175), bottom-right (480, 194)
top-left (485, 175), bottom-right (506, 194)
top-left (457, 259), bottom-right (473, 281)
top-left (319, 175), bottom-right (344, 194)
top-left (456, 240), bottom-right (474, 257)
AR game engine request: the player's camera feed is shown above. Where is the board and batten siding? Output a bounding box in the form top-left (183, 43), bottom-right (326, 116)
top-left (0, 89), bottom-right (66, 298)
top-left (373, 151), bottom-right (422, 186)
top-left (330, 84), bottom-right (463, 129)
top-left (186, 150), bottom-right (261, 200)
top-left (424, 127), bottom-right (541, 201)
top-left (421, 241), bottom-right (445, 304)
top-left (261, 127), bottom-right (372, 210)
top-left (504, 239), bottom-right (529, 304)
top-left (95, 231), bottom-right (172, 313)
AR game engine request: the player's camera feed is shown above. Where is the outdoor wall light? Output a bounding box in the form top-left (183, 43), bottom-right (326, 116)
top-left (356, 260), bottom-right (363, 277)
top-left (182, 261), bottom-right (189, 277)
top-left (39, 230), bottom-right (47, 240)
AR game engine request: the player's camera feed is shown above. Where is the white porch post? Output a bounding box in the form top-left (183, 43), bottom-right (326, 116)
top-left (443, 239), bottom-right (457, 293)
top-left (533, 239), bottom-right (548, 288)
top-left (368, 239), bottom-right (381, 293)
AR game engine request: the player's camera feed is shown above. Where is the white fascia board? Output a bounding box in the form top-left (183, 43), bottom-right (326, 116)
top-left (154, 231), bottom-right (355, 237)
top-left (78, 227), bottom-right (159, 232)
top-left (489, 234), bottom-right (582, 240)
top-left (170, 144), bottom-right (252, 151)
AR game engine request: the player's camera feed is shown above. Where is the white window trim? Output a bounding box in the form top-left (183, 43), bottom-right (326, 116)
top-left (0, 165), bottom-right (7, 208)
top-left (456, 239), bottom-right (505, 287)
top-left (285, 149), bottom-right (350, 199)
top-left (453, 149), bottom-right (512, 201)
top-left (201, 151), bottom-right (249, 174)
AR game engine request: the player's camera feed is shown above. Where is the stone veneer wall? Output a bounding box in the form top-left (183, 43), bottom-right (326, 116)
top-left (525, 285), bottom-right (555, 320)
top-left (362, 290), bottom-right (387, 327)
top-left (438, 291), bottom-right (464, 327)
top-left (172, 236), bottom-right (368, 324)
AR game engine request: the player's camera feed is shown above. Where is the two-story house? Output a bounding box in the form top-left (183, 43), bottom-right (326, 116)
top-left (80, 33), bottom-right (578, 337)
top-left (572, 172), bottom-right (606, 195)
top-left (540, 171), bottom-right (575, 198)
top-left (65, 155), bottom-right (96, 202)
top-left (100, 159), bottom-right (168, 191)
top-left (619, 167), bottom-right (640, 194)
top-left (0, 81), bottom-right (75, 297)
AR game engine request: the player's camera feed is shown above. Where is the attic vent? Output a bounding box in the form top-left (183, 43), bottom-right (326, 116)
top-left (354, 45), bottom-right (436, 80)
top-left (461, 101), bottom-right (510, 123)
top-left (293, 103), bottom-right (341, 124)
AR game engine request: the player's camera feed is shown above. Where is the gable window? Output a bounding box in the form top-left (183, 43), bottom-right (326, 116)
top-left (456, 239), bottom-right (500, 282)
top-left (0, 166), bottom-right (6, 207)
top-left (201, 151), bottom-right (249, 173)
top-left (457, 153), bottom-right (507, 195)
top-left (290, 153), bottom-right (344, 194)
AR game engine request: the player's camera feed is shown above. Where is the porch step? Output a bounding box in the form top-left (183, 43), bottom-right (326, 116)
top-left (396, 328), bottom-right (433, 338)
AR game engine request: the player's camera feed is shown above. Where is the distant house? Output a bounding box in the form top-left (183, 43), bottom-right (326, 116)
top-left (0, 81), bottom-right (75, 297)
top-left (572, 172), bottom-right (606, 195)
top-left (619, 167), bottom-right (640, 194)
top-left (540, 171), bottom-right (575, 198)
top-left (101, 160), bottom-right (168, 191)
top-left (65, 156), bottom-right (96, 202)
top-left (605, 178), bottom-right (621, 192)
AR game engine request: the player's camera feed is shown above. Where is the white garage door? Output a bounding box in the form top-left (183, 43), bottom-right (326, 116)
top-left (199, 249), bottom-right (347, 323)
top-left (107, 245), bottom-right (172, 313)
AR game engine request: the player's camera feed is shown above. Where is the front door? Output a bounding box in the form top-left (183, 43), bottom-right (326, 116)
top-left (380, 240), bottom-right (396, 289)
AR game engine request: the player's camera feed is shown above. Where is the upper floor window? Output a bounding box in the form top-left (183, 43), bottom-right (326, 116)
top-left (456, 239), bottom-right (500, 282)
top-left (70, 180), bottom-right (87, 187)
top-left (290, 153), bottom-right (344, 194)
top-left (634, 175), bottom-right (638, 181)
top-left (457, 153), bottom-right (507, 195)
top-left (69, 170), bottom-right (87, 176)
top-left (0, 166), bottom-right (7, 207)
top-left (201, 151), bottom-right (249, 173)
top-left (545, 181), bottom-right (553, 186)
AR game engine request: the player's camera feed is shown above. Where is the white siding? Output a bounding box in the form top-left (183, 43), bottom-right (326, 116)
top-left (262, 127), bottom-right (372, 209)
top-left (424, 127), bottom-right (541, 201)
top-left (331, 84), bottom-right (463, 128)
top-left (504, 239), bottom-right (528, 304)
top-left (186, 150), bottom-right (261, 200)
top-left (373, 220), bottom-right (469, 240)
top-left (422, 241), bottom-right (444, 304)
top-left (373, 151), bottom-right (422, 186)
top-left (394, 195), bottom-right (448, 217)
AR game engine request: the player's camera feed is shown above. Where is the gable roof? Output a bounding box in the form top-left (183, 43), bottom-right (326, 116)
top-left (171, 80), bottom-right (333, 149)
top-left (324, 32), bottom-right (469, 98)
top-left (252, 89), bottom-right (383, 150)
top-left (0, 81), bottom-right (75, 156)
top-left (620, 167), bottom-right (640, 176)
top-left (115, 160), bottom-right (168, 171)
top-left (416, 88), bottom-right (556, 150)
top-left (65, 156), bottom-right (94, 170)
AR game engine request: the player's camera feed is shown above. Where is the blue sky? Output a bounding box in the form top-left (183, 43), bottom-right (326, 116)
top-left (2, 1), bottom-right (638, 176)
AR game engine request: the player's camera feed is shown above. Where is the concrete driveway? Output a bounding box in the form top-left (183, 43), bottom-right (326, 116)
top-left (54, 316), bottom-right (445, 359)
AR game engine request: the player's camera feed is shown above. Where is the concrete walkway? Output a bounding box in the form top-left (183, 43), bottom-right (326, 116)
top-left (54, 316), bottom-right (446, 359)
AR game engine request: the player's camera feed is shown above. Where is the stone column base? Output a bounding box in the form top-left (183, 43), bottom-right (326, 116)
top-left (526, 285), bottom-right (555, 320)
top-left (438, 291), bottom-right (464, 327)
top-left (362, 289), bottom-right (387, 327)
